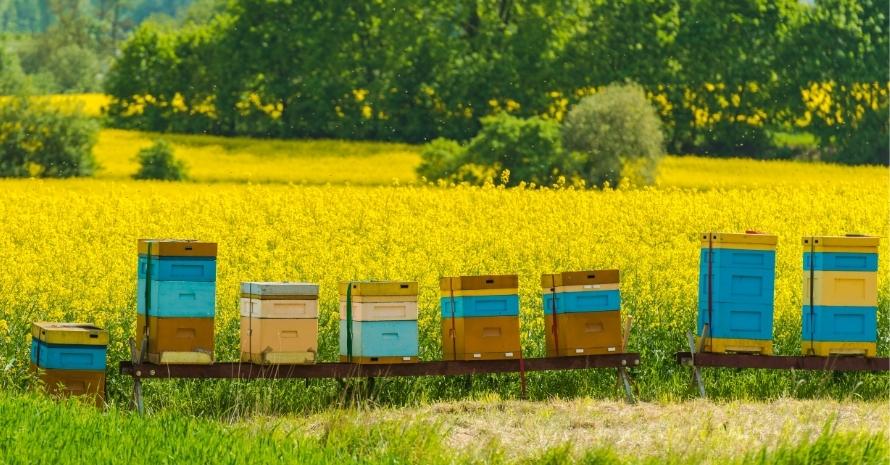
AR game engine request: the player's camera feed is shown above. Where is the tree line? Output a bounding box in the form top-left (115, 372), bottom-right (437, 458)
top-left (0, 0), bottom-right (219, 93)
top-left (99, 0), bottom-right (886, 164)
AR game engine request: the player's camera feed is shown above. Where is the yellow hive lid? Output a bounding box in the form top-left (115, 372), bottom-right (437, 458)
top-left (31, 322), bottom-right (109, 346)
top-left (338, 281), bottom-right (418, 297)
top-left (440, 275), bottom-right (519, 292)
top-left (700, 231), bottom-right (777, 247)
top-left (138, 239), bottom-right (218, 257)
top-left (541, 270), bottom-right (620, 289)
top-left (803, 235), bottom-right (880, 249)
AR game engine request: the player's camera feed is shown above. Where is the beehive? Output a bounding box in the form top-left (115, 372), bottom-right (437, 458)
top-left (240, 282), bottom-right (319, 364)
top-left (30, 322), bottom-right (107, 406)
top-left (441, 275), bottom-right (521, 360)
top-left (136, 239), bottom-right (216, 364)
top-left (339, 281), bottom-right (419, 364)
top-left (697, 232), bottom-right (777, 354)
top-left (802, 235), bottom-right (879, 357)
top-left (541, 270), bottom-right (622, 356)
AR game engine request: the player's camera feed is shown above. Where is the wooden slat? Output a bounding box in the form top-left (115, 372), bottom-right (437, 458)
top-left (120, 354), bottom-right (641, 379)
top-left (676, 352), bottom-right (889, 372)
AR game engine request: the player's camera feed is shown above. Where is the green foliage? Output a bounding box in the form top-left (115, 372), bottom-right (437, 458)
top-left (562, 84), bottom-right (665, 187)
top-left (779, 0), bottom-right (889, 165)
top-left (133, 139), bottom-right (187, 180)
top-left (417, 137), bottom-right (464, 182)
top-left (98, 0), bottom-right (888, 165)
top-left (417, 114), bottom-right (567, 187)
top-left (463, 113), bottom-right (567, 186)
top-left (43, 44), bottom-right (100, 93)
top-left (0, 45), bottom-right (27, 94)
top-left (0, 97), bottom-right (97, 177)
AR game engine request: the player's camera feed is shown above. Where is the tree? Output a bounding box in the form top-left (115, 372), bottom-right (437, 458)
top-left (0, 98), bottom-right (98, 178)
top-left (562, 83), bottom-right (665, 187)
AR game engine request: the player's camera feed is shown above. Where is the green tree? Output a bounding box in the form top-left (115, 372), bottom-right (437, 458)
top-left (0, 98), bottom-right (98, 178)
top-left (562, 83), bottom-right (665, 187)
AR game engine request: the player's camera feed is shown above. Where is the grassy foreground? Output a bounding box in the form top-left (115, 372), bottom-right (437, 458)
top-left (1, 392), bottom-right (886, 465)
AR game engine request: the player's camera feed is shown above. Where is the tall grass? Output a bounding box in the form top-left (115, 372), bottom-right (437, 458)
top-left (0, 392), bottom-right (885, 465)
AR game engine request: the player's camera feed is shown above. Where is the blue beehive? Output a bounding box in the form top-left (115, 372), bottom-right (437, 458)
top-left (136, 239), bottom-right (217, 364)
top-left (697, 232), bottom-right (777, 354)
top-left (440, 294), bottom-right (520, 318)
top-left (802, 235), bottom-right (879, 357)
top-left (338, 320), bottom-right (419, 359)
top-left (542, 289), bottom-right (621, 314)
top-left (137, 252), bottom-right (217, 318)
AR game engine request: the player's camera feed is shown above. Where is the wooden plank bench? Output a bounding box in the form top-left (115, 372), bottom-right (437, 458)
top-left (120, 353), bottom-right (642, 412)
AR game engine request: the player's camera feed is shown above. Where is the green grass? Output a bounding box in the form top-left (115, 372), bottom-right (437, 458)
top-left (1, 392), bottom-right (886, 464)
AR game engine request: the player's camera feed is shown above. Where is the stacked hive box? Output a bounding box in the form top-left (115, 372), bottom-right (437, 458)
top-left (30, 322), bottom-right (107, 406)
top-left (541, 270), bottom-right (622, 356)
top-left (339, 281), bottom-right (419, 364)
top-left (698, 232), bottom-right (777, 354)
top-left (136, 239), bottom-right (217, 364)
top-left (441, 275), bottom-right (521, 360)
top-left (802, 235), bottom-right (879, 357)
top-left (240, 282), bottom-right (319, 364)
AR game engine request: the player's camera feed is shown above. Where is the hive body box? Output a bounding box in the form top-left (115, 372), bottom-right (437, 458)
top-left (240, 282), bottom-right (319, 364)
top-left (802, 236), bottom-right (879, 357)
top-left (697, 232), bottom-right (777, 354)
top-left (136, 239), bottom-right (217, 364)
top-left (30, 322), bottom-right (107, 406)
top-left (542, 270), bottom-right (623, 356)
top-left (339, 281), bottom-right (419, 364)
top-left (441, 275), bottom-right (521, 360)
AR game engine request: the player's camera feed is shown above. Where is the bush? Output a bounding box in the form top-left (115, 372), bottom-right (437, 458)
top-left (417, 138), bottom-right (465, 182)
top-left (134, 140), bottom-right (188, 180)
top-left (463, 113), bottom-right (567, 186)
top-left (0, 98), bottom-right (98, 178)
top-left (562, 83), bottom-right (665, 187)
top-left (417, 113), bottom-right (568, 187)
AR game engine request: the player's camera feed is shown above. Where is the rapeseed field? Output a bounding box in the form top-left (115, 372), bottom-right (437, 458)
top-left (0, 147), bottom-right (885, 413)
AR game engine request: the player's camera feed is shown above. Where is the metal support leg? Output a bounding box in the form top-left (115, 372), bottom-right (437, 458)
top-left (367, 377), bottom-right (376, 397)
top-left (618, 365), bottom-right (635, 404)
top-left (687, 331), bottom-right (707, 399)
top-left (518, 359), bottom-right (528, 400)
top-left (128, 338), bottom-right (145, 414)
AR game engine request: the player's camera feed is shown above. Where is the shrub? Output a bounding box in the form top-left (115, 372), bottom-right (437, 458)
top-left (562, 83), bottom-right (665, 187)
top-left (0, 98), bottom-right (98, 178)
top-left (463, 113), bottom-right (568, 187)
top-left (417, 114), bottom-right (568, 186)
top-left (134, 140), bottom-right (188, 180)
top-left (417, 138), bottom-right (465, 182)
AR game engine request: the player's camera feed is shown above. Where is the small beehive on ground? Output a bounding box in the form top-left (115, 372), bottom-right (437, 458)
top-left (697, 231), bottom-right (778, 354)
top-left (240, 282), bottom-right (319, 364)
top-left (30, 322), bottom-right (108, 406)
top-left (339, 281), bottom-right (419, 364)
top-left (541, 270), bottom-right (622, 356)
top-left (441, 275), bottom-right (521, 360)
top-left (802, 235), bottom-right (879, 357)
top-left (136, 239), bottom-right (217, 364)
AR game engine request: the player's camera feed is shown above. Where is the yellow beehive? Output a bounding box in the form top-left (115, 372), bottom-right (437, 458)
top-left (31, 322), bottom-right (109, 346)
top-left (338, 281), bottom-right (418, 296)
